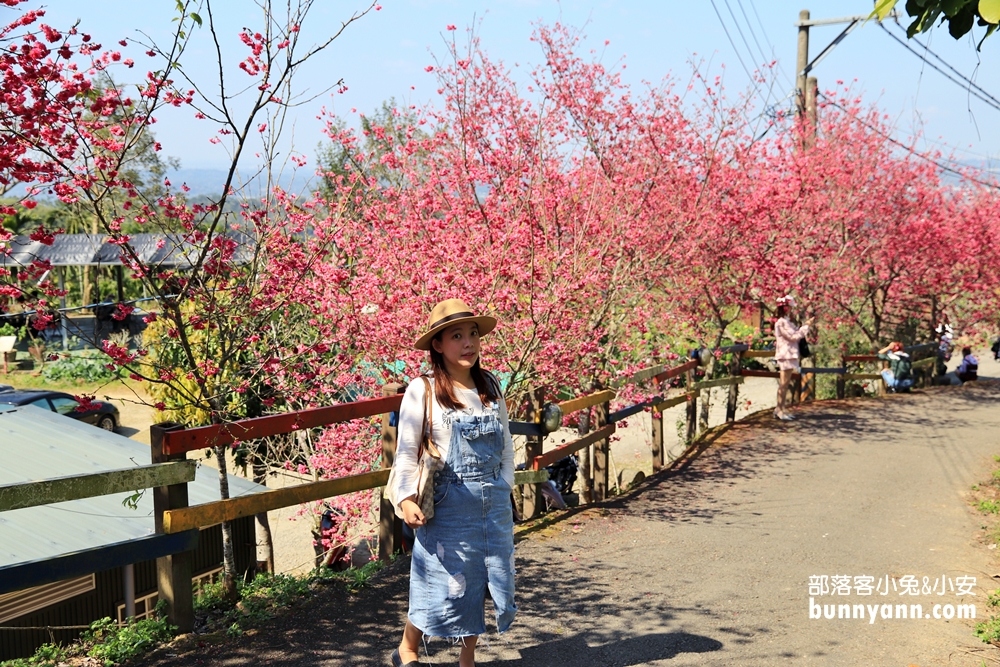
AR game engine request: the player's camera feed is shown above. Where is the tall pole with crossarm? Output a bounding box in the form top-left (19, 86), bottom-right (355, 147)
top-left (796, 10), bottom-right (810, 121)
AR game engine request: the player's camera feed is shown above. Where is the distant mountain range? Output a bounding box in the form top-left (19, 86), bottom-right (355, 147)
top-left (167, 167), bottom-right (322, 198)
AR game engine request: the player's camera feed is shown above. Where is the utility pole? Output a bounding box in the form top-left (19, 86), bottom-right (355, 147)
top-left (795, 9), bottom-right (897, 126)
top-left (796, 10), bottom-right (810, 120)
top-left (796, 10), bottom-right (886, 140)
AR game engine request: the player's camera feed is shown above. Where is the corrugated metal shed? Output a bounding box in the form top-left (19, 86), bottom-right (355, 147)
top-left (0, 405), bottom-right (264, 567)
top-left (0, 232), bottom-right (255, 268)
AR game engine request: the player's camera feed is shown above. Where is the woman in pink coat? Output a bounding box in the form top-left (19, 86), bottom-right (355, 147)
top-left (773, 295), bottom-right (812, 421)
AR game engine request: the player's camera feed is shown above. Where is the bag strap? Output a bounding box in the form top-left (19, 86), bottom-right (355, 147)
top-left (420, 377), bottom-right (441, 459)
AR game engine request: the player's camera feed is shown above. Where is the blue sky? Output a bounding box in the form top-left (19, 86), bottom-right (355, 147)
top-left (32, 0), bottom-right (1000, 175)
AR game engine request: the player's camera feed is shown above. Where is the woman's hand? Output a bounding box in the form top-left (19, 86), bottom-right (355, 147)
top-left (401, 497), bottom-right (425, 528)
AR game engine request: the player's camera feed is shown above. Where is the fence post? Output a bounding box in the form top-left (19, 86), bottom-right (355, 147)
top-left (685, 367), bottom-right (697, 443)
top-left (593, 384), bottom-right (610, 502)
top-left (836, 355), bottom-right (846, 399)
top-left (792, 371), bottom-right (802, 404)
top-left (651, 402), bottom-right (664, 473)
top-left (521, 387), bottom-right (546, 519)
top-left (151, 421), bottom-right (193, 634)
top-left (578, 406), bottom-right (593, 504)
top-left (725, 349), bottom-right (742, 422)
top-left (801, 356), bottom-right (815, 402)
top-left (379, 383), bottom-right (405, 562)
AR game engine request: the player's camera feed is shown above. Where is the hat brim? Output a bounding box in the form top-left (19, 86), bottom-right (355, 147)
top-left (415, 315), bottom-right (497, 351)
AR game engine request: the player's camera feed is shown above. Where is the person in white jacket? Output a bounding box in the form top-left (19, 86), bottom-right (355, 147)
top-left (773, 295), bottom-right (813, 421)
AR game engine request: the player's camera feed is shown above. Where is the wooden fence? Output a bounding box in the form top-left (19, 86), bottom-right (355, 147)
top-left (0, 338), bottom-right (939, 633)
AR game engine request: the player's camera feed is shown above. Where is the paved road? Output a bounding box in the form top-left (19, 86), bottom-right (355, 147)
top-left (138, 378), bottom-right (1000, 667)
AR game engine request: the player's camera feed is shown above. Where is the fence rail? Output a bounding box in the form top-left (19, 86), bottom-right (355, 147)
top-left (160, 395), bottom-right (404, 455)
top-left (0, 461), bottom-right (196, 512)
top-left (1, 335), bottom-right (941, 635)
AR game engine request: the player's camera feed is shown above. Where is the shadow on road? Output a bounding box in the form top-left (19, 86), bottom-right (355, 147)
top-left (487, 631), bottom-right (723, 665)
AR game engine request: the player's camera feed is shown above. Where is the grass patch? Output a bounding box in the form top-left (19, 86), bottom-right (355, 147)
top-left (0, 561), bottom-right (388, 666)
top-left (972, 459), bottom-right (1000, 647)
top-left (978, 499), bottom-right (1000, 514)
top-left (194, 563), bottom-right (388, 637)
top-left (976, 591), bottom-right (1000, 645)
top-left (0, 612), bottom-right (175, 667)
top-left (1, 371), bottom-right (147, 400)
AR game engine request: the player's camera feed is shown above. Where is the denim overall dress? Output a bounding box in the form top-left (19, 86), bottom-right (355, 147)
top-left (408, 395), bottom-right (517, 638)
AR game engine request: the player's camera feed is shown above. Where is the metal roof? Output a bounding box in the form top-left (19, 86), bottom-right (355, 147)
top-left (0, 232), bottom-right (255, 268)
top-left (0, 405), bottom-right (265, 566)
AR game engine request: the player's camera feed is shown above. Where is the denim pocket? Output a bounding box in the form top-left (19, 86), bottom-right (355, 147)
top-left (433, 481), bottom-right (450, 506)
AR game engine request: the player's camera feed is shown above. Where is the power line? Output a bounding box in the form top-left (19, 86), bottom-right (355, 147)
top-left (708, 0), bottom-right (777, 139)
top-left (878, 23), bottom-right (1000, 113)
top-left (723, 0), bottom-right (766, 78)
top-left (733, 0), bottom-right (770, 68)
top-left (724, 0), bottom-right (789, 118)
top-left (890, 21), bottom-right (1000, 108)
top-left (745, 0), bottom-right (795, 90)
top-left (708, 0), bottom-right (764, 100)
top-left (818, 92), bottom-right (1000, 191)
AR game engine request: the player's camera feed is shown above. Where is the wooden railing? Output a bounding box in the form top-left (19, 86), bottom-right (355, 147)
top-left (1, 337), bottom-right (939, 634)
top-left (0, 461), bottom-right (199, 597)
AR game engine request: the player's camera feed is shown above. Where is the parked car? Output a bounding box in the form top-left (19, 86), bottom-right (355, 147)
top-left (0, 390), bottom-right (120, 431)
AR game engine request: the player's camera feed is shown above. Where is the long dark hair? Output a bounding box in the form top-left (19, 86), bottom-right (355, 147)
top-left (429, 340), bottom-right (500, 410)
top-left (775, 303), bottom-right (791, 319)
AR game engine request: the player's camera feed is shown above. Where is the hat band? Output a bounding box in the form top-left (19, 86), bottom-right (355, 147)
top-left (428, 311), bottom-right (476, 332)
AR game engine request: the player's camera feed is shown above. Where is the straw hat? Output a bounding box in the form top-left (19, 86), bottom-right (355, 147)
top-left (414, 298), bottom-right (497, 351)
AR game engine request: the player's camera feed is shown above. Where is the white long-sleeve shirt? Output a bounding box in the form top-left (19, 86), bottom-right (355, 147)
top-left (391, 375), bottom-right (515, 513)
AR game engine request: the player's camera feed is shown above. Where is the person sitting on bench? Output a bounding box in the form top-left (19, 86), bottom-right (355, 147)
top-left (956, 347), bottom-right (978, 383)
top-left (878, 341), bottom-right (914, 392)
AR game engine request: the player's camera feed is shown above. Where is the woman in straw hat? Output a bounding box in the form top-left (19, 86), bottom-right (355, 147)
top-left (773, 295), bottom-right (813, 421)
top-left (390, 298), bottom-right (516, 667)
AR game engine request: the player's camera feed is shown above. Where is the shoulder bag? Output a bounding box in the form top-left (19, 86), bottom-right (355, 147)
top-left (385, 377), bottom-right (444, 521)
top-left (798, 337), bottom-right (811, 359)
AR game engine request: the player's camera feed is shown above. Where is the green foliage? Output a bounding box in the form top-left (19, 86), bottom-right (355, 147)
top-left (872, 0), bottom-right (997, 46)
top-left (0, 322), bottom-right (22, 340)
top-left (192, 563), bottom-right (387, 636)
top-left (978, 499), bottom-right (1000, 514)
top-left (976, 614), bottom-right (1000, 644)
top-left (0, 643), bottom-right (64, 667)
top-left (313, 558), bottom-right (385, 593)
top-left (195, 572), bottom-right (313, 635)
top-left (82, 616), bottom-right (176, 666)
top-left (0, 602), bottom-right (178, 667)
top-left (41, 352), bottom-right (122, 384)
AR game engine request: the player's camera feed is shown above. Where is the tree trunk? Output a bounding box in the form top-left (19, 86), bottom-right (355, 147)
top-left (214, 444), bottom-right (239, 600)
top-left (252, 456), bottom-right (274, 575)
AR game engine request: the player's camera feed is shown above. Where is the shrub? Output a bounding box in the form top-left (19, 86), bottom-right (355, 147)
top-left (41, 353), bottom-right (121, 383)
top-left (82, 615), bottom-right (175, 665)
top-left (0, 643), bottom-right (64, 667)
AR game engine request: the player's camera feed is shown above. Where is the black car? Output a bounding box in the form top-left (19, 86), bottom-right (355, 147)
top-left (0, 390), bottom-right (120, 431)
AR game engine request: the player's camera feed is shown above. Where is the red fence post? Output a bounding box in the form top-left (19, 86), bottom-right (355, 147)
top-left (593, 385), bottom-right (610, 502)
top-left (151, 421), bottom-right (193, 633)
top-left (521, 387), bottom-right (546, 520)
top-left (379, 383), bottom-right (405, 562)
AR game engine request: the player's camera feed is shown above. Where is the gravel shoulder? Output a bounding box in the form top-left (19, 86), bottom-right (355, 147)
top-left (129, 360), bottom-right (1000, 667)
